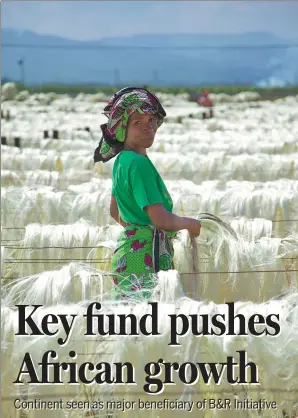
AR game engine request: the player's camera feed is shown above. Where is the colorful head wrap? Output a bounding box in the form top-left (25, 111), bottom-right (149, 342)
top-left (94, 87), bottom-right (166, 163)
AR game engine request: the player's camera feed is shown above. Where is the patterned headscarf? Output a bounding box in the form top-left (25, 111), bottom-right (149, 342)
top-left (94, 87), bottom-right (166, 163)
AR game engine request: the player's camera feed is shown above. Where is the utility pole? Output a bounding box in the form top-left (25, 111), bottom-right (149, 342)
top-left (18, 58), bottom-right (25, 86)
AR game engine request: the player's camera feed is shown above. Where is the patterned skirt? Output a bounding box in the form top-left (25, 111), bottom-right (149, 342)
top-left (111, 224), bottom-right (176, 300)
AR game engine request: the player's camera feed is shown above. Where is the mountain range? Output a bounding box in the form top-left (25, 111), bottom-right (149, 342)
top-left (2, 28), bottom-right (297, 86)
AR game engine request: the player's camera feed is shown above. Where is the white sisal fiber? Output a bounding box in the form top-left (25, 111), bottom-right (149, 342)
top-left (1, 169), bottom-right (94, 188)
top-left (8, 220), bottom-right (120, 277)
top-left (2, 267), bottom-right (183, 308)
top-left (2, 184), bottom-right (297, 236)
top-left (2, 148), bottom-right (297, 183)
top-left (2, 263), bottom-right (111, 306)
top-left (176, 217), bottom-right (298, 302)
top-left (230, 217), bottom-right (273, 241)
top-left (2, 219), bottom-right (297, 302)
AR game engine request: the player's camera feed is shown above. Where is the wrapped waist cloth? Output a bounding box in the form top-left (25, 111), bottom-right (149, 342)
top-left (111, 224), bottom-right (176, 299)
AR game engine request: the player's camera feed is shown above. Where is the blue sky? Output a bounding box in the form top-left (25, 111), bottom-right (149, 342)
top-left (2, 1), bottom-right (298, 41)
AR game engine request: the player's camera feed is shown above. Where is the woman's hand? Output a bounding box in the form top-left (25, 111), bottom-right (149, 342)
top-left (186, 219), bottom-right (201, 237)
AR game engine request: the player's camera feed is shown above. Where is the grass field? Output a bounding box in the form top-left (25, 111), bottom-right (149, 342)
top-left (10, 83), bottom-right (298, 99)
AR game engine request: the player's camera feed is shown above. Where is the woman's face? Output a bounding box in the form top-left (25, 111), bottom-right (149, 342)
top-left (125, 112), bottom-right (158, 149)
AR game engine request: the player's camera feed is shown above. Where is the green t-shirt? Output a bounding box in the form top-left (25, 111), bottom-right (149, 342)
top-left (112, 150), bottom-right (173, 225)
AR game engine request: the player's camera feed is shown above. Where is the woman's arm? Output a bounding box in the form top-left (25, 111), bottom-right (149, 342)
top-left (110, 195), bottom-right (128, 227)
top-left (145, 204), bottom-right (201, 236)
top-left (127, 158), bottom-right (201, 236)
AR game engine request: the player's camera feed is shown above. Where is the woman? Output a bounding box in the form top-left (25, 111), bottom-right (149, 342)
top-left (94, 87), bottom-right (201, 299)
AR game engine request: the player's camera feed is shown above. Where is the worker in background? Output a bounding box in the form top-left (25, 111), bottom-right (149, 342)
top-left (197, 89), bottom-right (214, 119)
